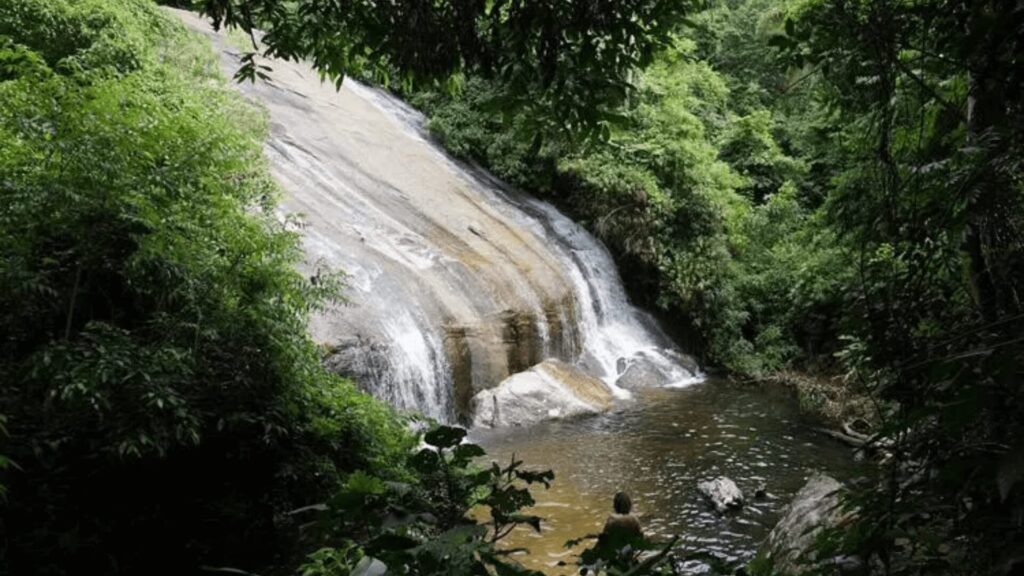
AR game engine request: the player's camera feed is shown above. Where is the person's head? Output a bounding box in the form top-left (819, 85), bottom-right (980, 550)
top-left (613, 492), bottom-right (632, 514)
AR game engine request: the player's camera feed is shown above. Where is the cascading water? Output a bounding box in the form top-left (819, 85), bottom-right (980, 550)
top-left (180, 11), bottom-right (702, 423)
top-left (348, 83), bottom-right (703, 393)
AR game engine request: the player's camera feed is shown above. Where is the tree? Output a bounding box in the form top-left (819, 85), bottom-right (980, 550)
top-left (299, 425), bottom-right (554, 576)
top-left (194, 0), bottom-right (695, 139)
top-left (0, 2), bottom-right (411, 573)
top-left (772, 0), bottom-right (1024, 572)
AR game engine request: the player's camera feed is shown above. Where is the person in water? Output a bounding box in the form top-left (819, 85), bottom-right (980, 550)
top-left (601, 492), bottom-right (643, 542)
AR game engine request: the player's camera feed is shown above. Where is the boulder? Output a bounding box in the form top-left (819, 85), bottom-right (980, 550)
top-left (577, 350), bottom-right (608, 379)
top-left (698, 477), bottom-right (745, 513)
top-left (615, 348), bottom-right (699, 389)
top-left (471, 359), bottom-right (614, 428)
top-left (759, 473), bottom-right (857, 575)
top-left (323, 336), bottom-right (393, 392)
top-left (616, 356), bottom-right (665, 390)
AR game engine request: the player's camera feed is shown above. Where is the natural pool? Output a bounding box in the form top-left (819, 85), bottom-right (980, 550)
top-left (471, 379), bottom-right (864, 574)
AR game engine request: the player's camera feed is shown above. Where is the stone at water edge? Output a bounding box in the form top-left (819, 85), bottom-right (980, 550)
top-left (615, 356), bottom-right (665, 390)
top-left (758, 473), bottom-right (862, 575)
top-left (470, 359), bottom-right (614, 428)
top-left (698, 477), bottom-right (745, 513)
top-left (615, 349), bottom-right (699, 389)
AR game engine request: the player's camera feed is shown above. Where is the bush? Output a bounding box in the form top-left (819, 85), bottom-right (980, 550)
top-left (0, 2), bottom-right (411, 574)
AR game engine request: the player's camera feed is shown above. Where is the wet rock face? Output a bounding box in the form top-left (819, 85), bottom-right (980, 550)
top-left (176, 9), bottom-right (702, 425)
top-left (698, 477), bottom-right (745, 513)
top-left (542, 295), bottom-right (580, 363)
top-left (442, 325), bottom-right (474, 421)
top-left (471, 360), bottom-right (614, 428)
top-left (500, 309), bottom-right (544, 376)
top-left (323, 337), bottom-right (386, 384)
top-left (615, 349), bottom-right (700, 389)
top-left (760, 473), bottom-right (855, 575)
top-left (616, 357), bottom-right (662, 389)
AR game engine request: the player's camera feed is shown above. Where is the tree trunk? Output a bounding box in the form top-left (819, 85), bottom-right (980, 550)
top-left (963, 0), bottom-right (1010, 323)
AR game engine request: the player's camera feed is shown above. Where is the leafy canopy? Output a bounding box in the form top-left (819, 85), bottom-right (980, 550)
top-left (195, 0), bottom-right (695, 139)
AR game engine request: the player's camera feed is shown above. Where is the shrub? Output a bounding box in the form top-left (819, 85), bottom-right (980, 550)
top-left (0, 2), bottom-right (411, 573)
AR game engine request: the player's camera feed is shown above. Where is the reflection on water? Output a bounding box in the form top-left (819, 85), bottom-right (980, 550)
top-left (470, 380), bottom-right (863, 574)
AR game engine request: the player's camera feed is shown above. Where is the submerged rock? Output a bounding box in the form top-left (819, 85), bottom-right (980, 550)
top-left (471, 359), bottom-right (614, 428)
top-left (755, 484), bottom-right (768, 499)
top-left (615, 349), bottom-right (699, 389)
top-left (698, 477), bottom-right (745, 513)
top-left (759, 473), bottom-right (855, 575)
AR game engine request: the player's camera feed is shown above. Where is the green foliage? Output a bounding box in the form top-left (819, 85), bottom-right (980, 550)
top-left (298, 543), bottom-right (368, 576)
top-left (3, 0), bottom-right (1019, 574)
top-left (298, 425), bottom-right (553, 576)
top-left (769, 0), bottom-right (1024, 573)
top-left (745, 549), bottom-right (775, 576)
top-left (691, 0), bottom-right (792, 112)
top-left (565, 529), bottom-right (741, 575)
top-left (395, 5), bottom-right (1024, 572)
top-left (0, 0), bottom-right (161, 73)
top-left (718, 110), bottom-right (807, 203)
top-left (0, 1), bottom-right (412, 573)
top-left (193, 0), bottom-right (699, 141)
top-left (299, 425), bottom-right (717, 576)
top-left (725, 185), bottom-right (851, 375)
top-left (569, 533), bottom-right (681, 575)
top-left (406, 28), bottom-right (846, 375)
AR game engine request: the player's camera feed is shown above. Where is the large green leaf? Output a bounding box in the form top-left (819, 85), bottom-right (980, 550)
top-left (423, 425), bottom-right (467, 450)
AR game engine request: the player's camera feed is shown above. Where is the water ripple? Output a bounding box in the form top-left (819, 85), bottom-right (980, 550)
top-left (473, 380), bottom-right (865, 574)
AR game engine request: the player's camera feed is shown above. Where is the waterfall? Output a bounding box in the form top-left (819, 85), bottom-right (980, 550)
top-left (180, 11), bottom-right (702, 423)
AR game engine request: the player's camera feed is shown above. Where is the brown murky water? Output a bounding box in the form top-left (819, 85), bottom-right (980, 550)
top-left (470, 380), bottom-right (863, 574)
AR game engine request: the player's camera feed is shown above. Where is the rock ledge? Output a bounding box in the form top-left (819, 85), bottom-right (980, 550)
top-left (759, 473), bottom-right (856, 575)
top-left (471, 359), bottom-right (614, 428)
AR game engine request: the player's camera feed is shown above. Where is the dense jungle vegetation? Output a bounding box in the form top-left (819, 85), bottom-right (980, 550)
top-left (403, 0), bottom-right (1024, 572)
top-left (0, 1), bottom-right (412, 573)
top-left (1, 0), bottom-right (1021, 575)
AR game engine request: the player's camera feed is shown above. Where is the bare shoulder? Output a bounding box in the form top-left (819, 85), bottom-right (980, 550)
top-left (603, 513), bottom-right (643, 534)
